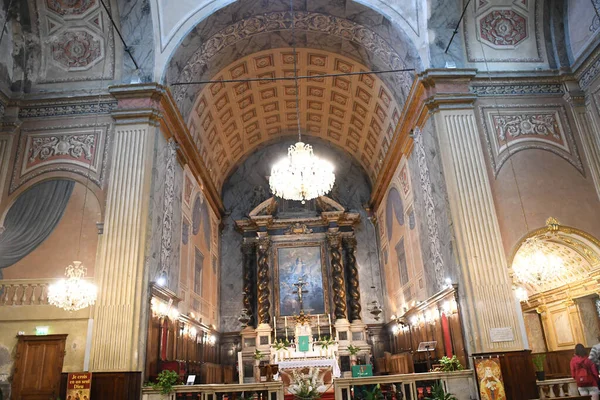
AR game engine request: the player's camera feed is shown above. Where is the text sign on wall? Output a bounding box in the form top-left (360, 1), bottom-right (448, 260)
top-left (67, 372), bottom-right (92, 399)
top-left (489, 327), bottom-right (514, 343)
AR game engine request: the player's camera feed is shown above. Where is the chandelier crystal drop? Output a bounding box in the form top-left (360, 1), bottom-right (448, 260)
top-left (511, 237), bottom-right (565, 286)
top-left (269, 141), bottom-right (335, 203)
top-left (48, 261), bottom-right (98, 311)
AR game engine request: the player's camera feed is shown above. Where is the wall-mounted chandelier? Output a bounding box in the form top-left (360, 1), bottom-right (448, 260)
top-left (268, 0), bottom-right (335, 203)
top-left (48, 261), bottom-right (97, 311)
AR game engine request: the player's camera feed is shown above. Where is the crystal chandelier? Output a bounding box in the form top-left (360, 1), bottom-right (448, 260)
top-left (269, 142), bottom-right (335, 202)
top-left (511, 236), bottom-right (565, 286)
top-left (268, 0), bottom-right (335, 203)
top-left (48, 261), bottom-right (97, 311)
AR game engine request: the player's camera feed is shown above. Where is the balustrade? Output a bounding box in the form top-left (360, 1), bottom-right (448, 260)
top-left (537, 378), bottom-right (579, 399)
top-left (0, 280), bottom-right (52, 306)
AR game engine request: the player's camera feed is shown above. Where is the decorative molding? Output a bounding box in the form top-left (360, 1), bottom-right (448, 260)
top-left (0, 135), bottom-right (12, 199)
top-left (173, 10), bottom-right (413, 105)
top-left (479, 9), bottom-right (528, 48)
top-left (578, 54), bottom-right (600, 90)
top-left (479, 104), bottom-right (584, 176)
top-left (50, 29), bottom-right (104, 71)
top-left (18, 100), bottom-right (117, 118)
top-left (413, 127), bottom-right (445, 291)
top-left (399, 164), bottom-right (411, 198)
top-left (284, 223), bottom-right (313, 235)
top-left (470, 84), bottom-right (563, 96)
top-left (46, 0), bottom-right (98, 16)
top-left (159, 138), bottom-right (177, 275)
top-left (9, 122), bottom-right (110, 193)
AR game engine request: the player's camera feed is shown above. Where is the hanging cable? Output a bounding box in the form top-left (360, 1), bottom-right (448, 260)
top-left (98, 0), bottom-right (140, 71)
top-left (445, 0), bottom-right (472, 54)
top-left (290, 0), bottom-right (302, 142)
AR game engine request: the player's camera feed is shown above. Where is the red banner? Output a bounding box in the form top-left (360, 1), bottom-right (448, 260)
top-left (66, 372), bottom-right (92, 400)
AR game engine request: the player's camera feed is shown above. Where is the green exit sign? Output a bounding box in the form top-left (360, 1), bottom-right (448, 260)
top-left (35, 326), bottom-right (49, 336)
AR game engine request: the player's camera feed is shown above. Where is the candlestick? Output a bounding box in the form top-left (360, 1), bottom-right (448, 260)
top-left (317, 315), bottom-right (321, 338)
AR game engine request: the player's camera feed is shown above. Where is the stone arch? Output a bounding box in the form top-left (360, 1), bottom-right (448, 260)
top-left (509, 217), bottom-right (600, 295)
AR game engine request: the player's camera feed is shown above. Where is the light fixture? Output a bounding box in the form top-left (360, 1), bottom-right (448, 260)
top-left (48, 261), bottom-right (97, 311)
top-left (512, 236), bottom-right (565, 286)
top-left (514, 286), bottom-right (529, 303)
top-left (268, 0), bottom-right (335, 203)
top-left (369, 300), bottom-right (383, 321)
top-left (156, 271), bottom-right (167, 287)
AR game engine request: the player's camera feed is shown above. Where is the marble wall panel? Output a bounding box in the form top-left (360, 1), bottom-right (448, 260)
top-left (566, 1), bottom-right (600, 65)
top-left (407, 118), bottom-right (458, 297)
top-left (220, 138), bottom-right (382, 332)
top-left (523, 312), bottom-right (547, 353)
top-left (117, 0), bottom-right (155, 82)
top-left (576, 297), bottom-right (600, 347)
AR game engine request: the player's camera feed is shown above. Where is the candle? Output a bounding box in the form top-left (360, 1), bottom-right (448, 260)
top-left (284, 316), bottom-right (287, 327)
top-left (285, 326), bottom-right (288, 341)
top-left (273, 316), bottom-right (277, 335)
top-left (317, 315), bottom-right (321, 338)
top-left (328, 314), bottom-right (332, 336)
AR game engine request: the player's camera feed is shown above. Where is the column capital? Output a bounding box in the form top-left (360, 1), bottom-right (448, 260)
top-left (109, 83), bottom-right (224, 216)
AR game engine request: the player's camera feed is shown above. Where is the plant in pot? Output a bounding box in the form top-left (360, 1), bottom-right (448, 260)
top-left (425, 381), bottom-right (457, 400)
top-left (532, 354), bottom-right (546, 381)
top-left (152, 370), bottom-right (180, 397)
top-left (347, 344), bottom-right (360, 366)
top-left (438, 355), bottom-right (464, 372)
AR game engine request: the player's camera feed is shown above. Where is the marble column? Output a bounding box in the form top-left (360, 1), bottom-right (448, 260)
top-left (89, 89), bottom-right (159, 371)
top-left (343, 236), bottom-right (362, 322)
top-left (242, 241), bottom-right (256, 326)
top-left (256, 234), bottom-right (271, 325)
top-left (328, 230), bottom-right (347, 320)
top-left (432, 108), bottom-right (524, 352)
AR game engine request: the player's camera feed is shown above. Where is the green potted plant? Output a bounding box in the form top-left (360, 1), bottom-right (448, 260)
top-left (438, 355), bottom-right (464, 372)
top-left (362, 384), bottom-right (384, 400)
top-left (347, 344), bottom-right (360, 366)
top-left (425, 381), bottom-right (457, 400)
top-left (152, 370), bottom-right (180, 396)
top-left (532, 354), bottom-right (546, 381)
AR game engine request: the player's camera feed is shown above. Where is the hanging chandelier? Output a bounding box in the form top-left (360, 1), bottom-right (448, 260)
top-left (511, 236), bottom-right (565, 286)
top-left (268, 0), bottom-right (335, 203)
top-left (269, 142), bottom-right (335, 203)
top-left (48, 261), bottom-right (97, 311)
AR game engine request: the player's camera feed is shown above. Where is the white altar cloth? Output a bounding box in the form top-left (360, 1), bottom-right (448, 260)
top-left (277, 358), bottom-right (341, 378)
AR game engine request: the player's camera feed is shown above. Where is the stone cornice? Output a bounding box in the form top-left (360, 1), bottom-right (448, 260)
top-left (369, 69), bottom-right (477, 210)
top-left (109, 83), bottom-right (225, 216)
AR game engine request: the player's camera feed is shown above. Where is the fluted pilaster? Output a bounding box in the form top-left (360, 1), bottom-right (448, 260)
top-left (256, 235), bottom-right (271, 325)
top-left (433, 109), bottom-right (524, 352)
top-left (328, 231), bottom-right (347, 320)
top-left (343, 237), bottom-right (361, 321)
top-left (89, 122), bottom-right (156, 371)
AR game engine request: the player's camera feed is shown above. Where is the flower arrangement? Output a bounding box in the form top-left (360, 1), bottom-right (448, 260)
top-left (319, 336), bottom-right (336, 349)
top-left (152, 370), bottom-right (180, 395)
top-left (253, 349), bottom-right (263, 361)
top-left (347, 344), bottom-right (360, 356)
top-left (272, 338), bottom-right (291, 351)
top-left (438, 355), bottom-right (464, 372)
top-left (288, 368), bottom-right (328, 400)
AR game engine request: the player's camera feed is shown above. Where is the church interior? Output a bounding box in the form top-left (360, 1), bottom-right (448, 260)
top-left (1, 0), bottom-right (600, 399)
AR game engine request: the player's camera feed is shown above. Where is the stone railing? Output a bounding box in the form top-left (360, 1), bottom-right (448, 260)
top-left (537, 378), bottom-right (579, 399)
top-left (334, 370), bottom-right (477, 400)
top-left (0, 280), bottom-right (52, 306)
top-left (141, 371), bottom-right (477, 400)
top-left (141, 382), bottom-right (284, 400)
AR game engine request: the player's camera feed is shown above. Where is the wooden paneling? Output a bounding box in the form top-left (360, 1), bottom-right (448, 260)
top-left (60, 372), bottom-right (141, 400)
top-left (473, 350), bottom-right (537, 400)
top-left (12, 334), bottom-right (67, 400)
top-left (536, 349), bottom-right (585, 379)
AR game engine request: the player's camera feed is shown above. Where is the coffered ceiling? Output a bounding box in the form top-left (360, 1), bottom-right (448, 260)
top-left (187, 48), bottom-right (402, 191)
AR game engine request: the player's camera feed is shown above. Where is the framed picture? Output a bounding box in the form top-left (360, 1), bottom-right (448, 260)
top-left (273, 241), bottom-right (329, 316)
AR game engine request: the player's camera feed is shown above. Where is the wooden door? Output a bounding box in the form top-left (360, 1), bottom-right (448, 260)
top-left (11, 334), bottom-right (67, 400)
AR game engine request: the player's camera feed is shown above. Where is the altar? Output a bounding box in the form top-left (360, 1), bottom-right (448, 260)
top-left (277, 358), bottom-right (341, 378)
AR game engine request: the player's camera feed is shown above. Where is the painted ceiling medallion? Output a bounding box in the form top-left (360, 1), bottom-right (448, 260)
top-left (51, 30), bottom-right (102, 70)
top-left (46, 0), bottom-right (97, 16)
top-left (479, 9), bottom-right (527, 47)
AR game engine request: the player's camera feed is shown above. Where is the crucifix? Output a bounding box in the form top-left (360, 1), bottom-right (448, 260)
top-left (293, 278), bottom-right (309, 311)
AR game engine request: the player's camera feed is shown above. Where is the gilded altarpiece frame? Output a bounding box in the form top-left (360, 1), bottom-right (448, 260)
top-left (272, 240), bottom-right (330, 318)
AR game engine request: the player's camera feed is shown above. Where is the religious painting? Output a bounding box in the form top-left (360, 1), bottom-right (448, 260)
top-left (274, 243), bottom-right (327, 316)
top-left (475, 357), bottom-right (506, 400)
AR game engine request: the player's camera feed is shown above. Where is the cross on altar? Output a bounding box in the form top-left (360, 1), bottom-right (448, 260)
top-left (293, 278), bottom-right (309, 311)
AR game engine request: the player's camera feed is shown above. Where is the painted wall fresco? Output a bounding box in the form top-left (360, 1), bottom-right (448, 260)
top-left (378, 156), bottom-right (426, 318)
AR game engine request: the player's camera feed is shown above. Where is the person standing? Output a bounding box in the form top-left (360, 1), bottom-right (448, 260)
top-left (571, 344), bottom-right (600, 399)
top-left (590, 338), bottom-right (600, 369)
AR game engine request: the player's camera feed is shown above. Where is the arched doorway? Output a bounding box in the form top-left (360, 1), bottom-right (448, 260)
top-left (510, 218), bottom-right (600, 377)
